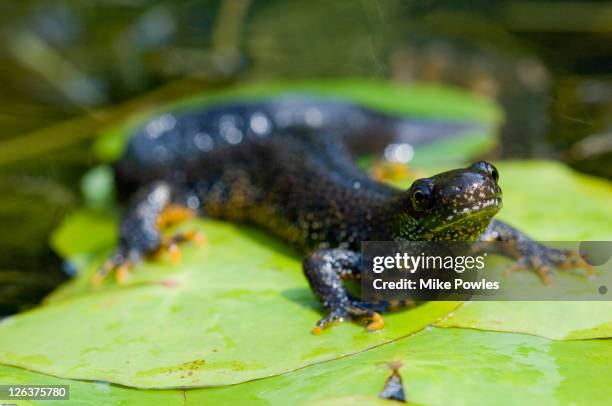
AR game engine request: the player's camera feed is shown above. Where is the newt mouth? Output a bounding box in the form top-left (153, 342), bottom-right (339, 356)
top-left (430, 196), bottom-right (502, 232)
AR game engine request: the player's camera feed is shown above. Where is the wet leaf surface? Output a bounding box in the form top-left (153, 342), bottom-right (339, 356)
top-left (2, 328), bottom-right (610, 405)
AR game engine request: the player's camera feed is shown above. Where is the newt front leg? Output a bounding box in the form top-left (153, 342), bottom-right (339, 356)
top-left (303, 249), bottom-right (384, 334)
top-left (478, 219), bottom-right (594, 284)
top-left (302, 248), bottom-right (414, 334)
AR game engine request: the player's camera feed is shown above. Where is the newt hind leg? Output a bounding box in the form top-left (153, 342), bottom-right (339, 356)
top-left (93, 182), bottom-right (205, 285)
top-left (154, 204), bottom-right (206, 264)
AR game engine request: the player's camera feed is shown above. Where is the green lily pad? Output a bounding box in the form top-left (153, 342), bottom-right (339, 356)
top-left (3, 328), bottom-right (609, 405)
top-left (50, 209), bottom-right (117, 261)
top-left (0, 216), bottom-right (459, 388)
top-left (0, 364), bottom-right (183, 406)
top-left (188, 328), bottom-right (612, 405)
top-left (495, 161), bottom-right (612, 241)
top-left (436, 302), bottom-right (612, 340)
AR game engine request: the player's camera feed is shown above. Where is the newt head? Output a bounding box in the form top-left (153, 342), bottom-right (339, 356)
top-left (390, 161), bottom-right (502, 241)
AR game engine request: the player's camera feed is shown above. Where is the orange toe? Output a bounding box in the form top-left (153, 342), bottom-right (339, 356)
top-left (192, 231), bottom-right (207, 247)
top-left (115, 264), bottom-right (131, 283)
top-left (537, 267), bottom-right (554, 285)
top-left (92, 272), bottom-right (104, 287)
top-left (168, 244), bottom-right (181, 265)
top-left (366, 313), bottom-right (385, 331)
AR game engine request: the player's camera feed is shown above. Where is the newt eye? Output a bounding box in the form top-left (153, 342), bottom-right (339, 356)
top-left (410, 180), bottom-right (433, 211)
top-left (471, 161), bottom-right (499, 182)
top-left (490, 167), bottom-right (499, 182)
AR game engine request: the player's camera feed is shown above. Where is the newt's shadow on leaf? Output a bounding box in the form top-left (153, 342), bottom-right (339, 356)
top-left (233, 225), bottom-right (302, 260)
top-left (281, 287), bottom-right (322, 312)
top-left (231, 225), bottom-right (326, 312)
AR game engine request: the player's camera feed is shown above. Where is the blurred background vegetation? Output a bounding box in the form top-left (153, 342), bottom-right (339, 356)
top-left (0, 0), bottom-right (610, 314)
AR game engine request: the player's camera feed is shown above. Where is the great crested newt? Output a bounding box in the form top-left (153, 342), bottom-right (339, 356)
top-left (98, 95), bottom-right (591, 333)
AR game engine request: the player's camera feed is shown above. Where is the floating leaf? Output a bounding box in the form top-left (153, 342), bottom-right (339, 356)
top-left (436, 302), bottom-right (612, 340)
top-left (495, 161), bottom-right (612, 241)
top-left (187, 328), bottom-right (612, 405)
top-left (2, 328), bottom-right (609, 404)
top-left (50, 209), bottom-right (116, 261)
top-left (0, 364), bottom-right (183, 406)
top-left (0, 217), bottom-right (459, 388)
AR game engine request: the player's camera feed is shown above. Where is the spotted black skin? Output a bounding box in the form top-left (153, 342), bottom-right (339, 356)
top-left (115, 96), bottom-right (480, 188)
top-left (111, 96), bottom-right (584, 331)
